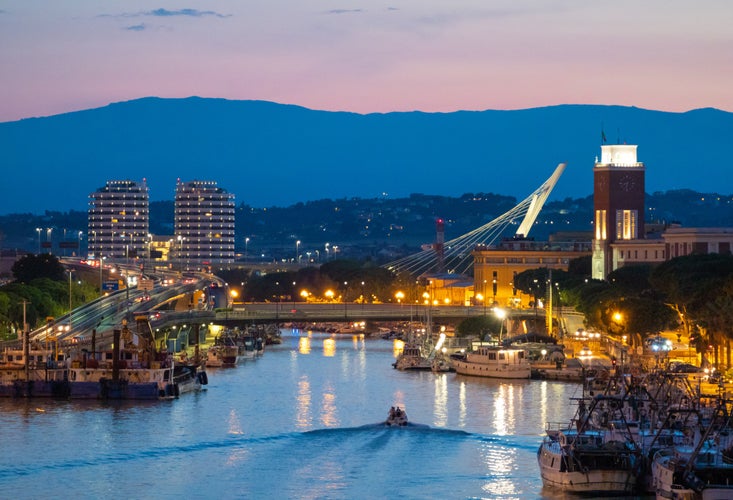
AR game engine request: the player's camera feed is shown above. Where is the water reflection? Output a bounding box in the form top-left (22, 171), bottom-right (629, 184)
top-left (480, 440), bottom-right (522, 496)
top-left (320, 386), bottom-right (338, 427)
top-left (298, 336), bottom-right (311, 354)
top-left (296, 376), bottom-right (312, 429)
top-left (322, 338), bottom-right (336, 357)
top-left (433, 374), bottom-right (449, 427)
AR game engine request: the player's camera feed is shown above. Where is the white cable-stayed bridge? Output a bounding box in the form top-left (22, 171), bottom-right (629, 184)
top-left (384, 163), bottom-right (566, 277)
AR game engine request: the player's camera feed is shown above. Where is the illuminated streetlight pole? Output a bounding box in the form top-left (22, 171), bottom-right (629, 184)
top-left (68, 270), bottom-right (73, 331)
top-left (343, 281), bottom-right (348, 319)
top-left (395, 291), bottom-right (404, 308)
top-left (36, 228), bottom-right (41, 254)
top-left (245, 237), bottom-right (250, 263)
top-left (495, 308), bottom-right (506, 342)
top-left (296, 240), bottom-right (300, 263)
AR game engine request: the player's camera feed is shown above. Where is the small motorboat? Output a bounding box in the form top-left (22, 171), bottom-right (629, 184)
top-left (385, 406), bottom-right (408, 426)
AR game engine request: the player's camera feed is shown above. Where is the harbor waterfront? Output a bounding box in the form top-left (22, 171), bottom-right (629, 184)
top-left (0, 329), bottom-right (612, 500)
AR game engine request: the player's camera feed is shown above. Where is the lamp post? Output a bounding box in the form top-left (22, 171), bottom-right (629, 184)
top-left (296, 240), bottom-right (300, 263)
top-left (36, 227), bottom-right (41, 254)
top-left (343, 281), bottom-right (348, 319)
top-left (395, 291), bottom-right (404, 308)
top-left (99, 256), bottom-right (104, 295)
top-left (68, 270), bottom-right (73, 331)
top-left (244, 237), bottom-right (249, 263)
top-left (147, 233), bottom-right (152, 271)
top-left (495, 308), bottom-right (506, 342)
top-left (46, 227), bottom-right (53, 254)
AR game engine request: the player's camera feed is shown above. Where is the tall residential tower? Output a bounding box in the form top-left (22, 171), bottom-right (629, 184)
top-left (174, 180), bottom-right (235, 265)
top-left (88, 180), bottom-right (150, 259)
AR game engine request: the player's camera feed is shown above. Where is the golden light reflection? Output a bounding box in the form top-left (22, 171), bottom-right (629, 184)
top-left (298, 337), bottom-right (311, 354)
top-left (323, 338), bottom-right (336, 357)
top-left (433, 374), bottom-right (449, 427)
top-left (392, 388), bottom-right (406, 410)
top-left (320, 390), bottom-right (339, 427)
top-left (493, 389), bottom-right (508, 435)
top-left (393, 339), bottom-right (405, 358)
top-left (295, 376), bottom-right (312, 429)
top-left (351, 334), bottom-right (365, 350)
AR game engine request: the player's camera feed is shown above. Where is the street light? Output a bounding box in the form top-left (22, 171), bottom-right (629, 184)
top-left (245, 237), bottom-right (250, 262)
top-left (395, 291), bottom-right (404, 307)
top-left (343, 281), bottom-right (348, 318)
top-left (296, 240), bottom-right (301, 263)
top-left (495, 308), bottom-right (506, 342)
top-left (36, 228), bottom-right (41, 254)
top-left (68, 270), bottom-right (73, 331)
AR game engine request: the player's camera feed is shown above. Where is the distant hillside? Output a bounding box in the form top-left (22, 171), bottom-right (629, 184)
top-left (1, 97), bottom-right (732, 214)
top-left (2, 190), bottom-right (732, 263)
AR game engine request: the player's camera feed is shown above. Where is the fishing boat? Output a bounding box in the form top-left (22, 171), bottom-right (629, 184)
top-left (393, 341), bottom-right (432, 371)
top-left (538, 394), bottom-right (642, 495)
top-left (0, 346), bottom-right (70, 398)
top-left (651, 401), bottom-right (733, 500)
top-left (452, 344), bottom-right (531, 379)
top-left (66, 324), bottom-right (207, 399)
top-left (205, 344), bottom-right (238, 367)
top-left (237, 333), bottom-right (265, 361)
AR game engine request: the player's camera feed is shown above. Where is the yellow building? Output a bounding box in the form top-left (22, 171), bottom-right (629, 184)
top-left (472, 236), bottom-right (591, 308)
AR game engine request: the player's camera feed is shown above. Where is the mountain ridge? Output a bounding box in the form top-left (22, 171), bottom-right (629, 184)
top-left (2, 97), bottom-right (732, 214)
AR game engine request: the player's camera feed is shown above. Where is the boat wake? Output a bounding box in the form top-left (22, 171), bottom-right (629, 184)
top-left (0, 426), bottom-right (540, 499)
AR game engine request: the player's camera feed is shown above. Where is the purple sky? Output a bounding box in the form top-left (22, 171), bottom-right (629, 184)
top-left (1, 1), bottom-right (732, 122)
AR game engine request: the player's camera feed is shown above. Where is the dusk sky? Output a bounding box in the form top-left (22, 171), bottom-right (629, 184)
top-left (2, 1), bottom-right (733, 122)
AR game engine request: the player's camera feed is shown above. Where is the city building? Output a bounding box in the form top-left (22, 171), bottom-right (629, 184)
top-left (87, 180), bottom-right (150, 260)
top-left (472, 236), bottom-right (592, 308)
top-left (592, 144), bottom-right (733, 274)
top-left (591, 144), bottom-right (646, 279)
top-left (174, 180), bottom-right (235, 265)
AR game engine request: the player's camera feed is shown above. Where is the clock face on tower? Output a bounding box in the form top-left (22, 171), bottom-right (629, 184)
top-left (618, 174), bottom-right (635, 192)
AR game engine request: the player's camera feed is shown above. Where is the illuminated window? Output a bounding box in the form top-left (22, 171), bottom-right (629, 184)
top-left (595, 210), bottom-right (607, 240)
top-left (615, 210), bottom-right (638, 240)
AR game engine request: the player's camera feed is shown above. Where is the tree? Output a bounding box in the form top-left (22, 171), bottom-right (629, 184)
top-left (12, 253), bottom-right (65, 283)
top-left (456, 316), bottom-right (501, 341)
top-left (650, 253), bottom-right (733, 366)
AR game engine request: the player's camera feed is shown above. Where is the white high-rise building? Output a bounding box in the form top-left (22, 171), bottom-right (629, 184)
top-left (88, 180), bottom-right (150, 260)
top-left (174, 180), bottom-right (235, 265)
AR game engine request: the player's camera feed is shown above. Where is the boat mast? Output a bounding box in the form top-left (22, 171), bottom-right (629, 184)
top-left (23, 299), bottom-right (30, 382)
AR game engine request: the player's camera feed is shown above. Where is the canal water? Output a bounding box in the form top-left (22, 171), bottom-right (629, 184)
top-left (1, 330), bottom-right (605, 499)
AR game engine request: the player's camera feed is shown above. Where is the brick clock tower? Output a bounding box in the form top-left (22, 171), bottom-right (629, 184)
top-left (591, 144), bottom-right (645, 279)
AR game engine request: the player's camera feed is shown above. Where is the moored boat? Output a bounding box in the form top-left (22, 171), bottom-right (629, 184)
top-left (206, 344), bottom-right (238, 367)
top-left (651, 400), bottom-right (733, 499)
top-left (452, 345), bottom-right (531, 379)
top-left (538, 394), bottom-right (642, 495)
top-left (392, 342), bottom-right (432, 371)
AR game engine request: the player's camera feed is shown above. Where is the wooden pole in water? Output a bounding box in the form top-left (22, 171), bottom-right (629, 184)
top-left (112, 328), bottom-right (121, 383)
